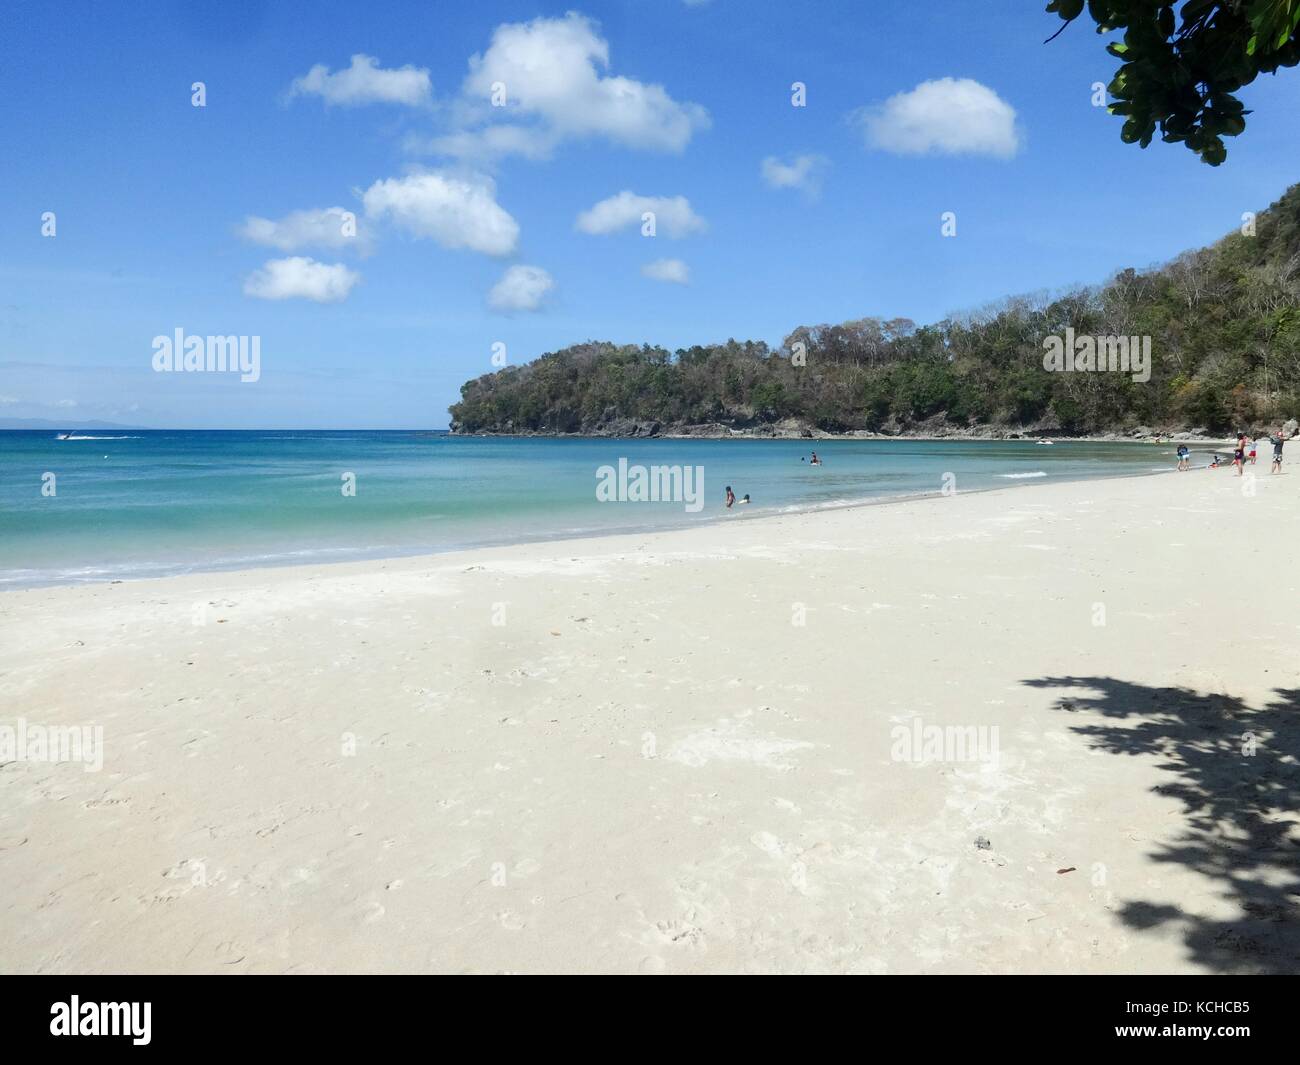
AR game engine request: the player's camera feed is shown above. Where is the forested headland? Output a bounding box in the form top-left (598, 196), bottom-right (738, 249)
top-left (450, 183), bottom-right (1300, 439)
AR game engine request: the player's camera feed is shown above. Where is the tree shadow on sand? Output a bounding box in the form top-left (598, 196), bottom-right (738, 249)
top-left (1022, 676), bottom-right (1300, 973)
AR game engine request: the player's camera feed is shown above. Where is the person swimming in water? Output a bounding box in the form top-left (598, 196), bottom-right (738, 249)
top-left (809, 451), bottom-right (821, 466)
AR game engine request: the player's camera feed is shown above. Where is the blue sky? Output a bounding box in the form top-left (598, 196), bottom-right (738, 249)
top-left (1, 0), bottom-right (1297, 429)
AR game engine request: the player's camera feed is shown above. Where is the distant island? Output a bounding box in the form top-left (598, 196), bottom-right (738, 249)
top-left (450, 184), bottom-right (1300, 440)
top-left (0, 418), bottom-right (150, 431)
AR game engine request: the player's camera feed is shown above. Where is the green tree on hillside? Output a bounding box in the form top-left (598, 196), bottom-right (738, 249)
top-left (449, 185), bottom-right (1300, 437)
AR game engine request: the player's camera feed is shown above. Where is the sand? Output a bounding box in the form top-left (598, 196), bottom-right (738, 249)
top-left (2, 462), bottom-right (1297, 974)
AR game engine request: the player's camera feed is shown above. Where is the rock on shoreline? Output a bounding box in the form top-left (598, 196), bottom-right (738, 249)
top-left (448, 416), bottom-right (1259, 445)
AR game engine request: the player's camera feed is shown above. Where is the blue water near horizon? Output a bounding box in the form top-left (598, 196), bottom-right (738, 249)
top-left (0, 430), bottom-right (1199, 588)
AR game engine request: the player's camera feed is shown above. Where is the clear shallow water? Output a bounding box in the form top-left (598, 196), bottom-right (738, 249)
top-left (0, 431), bottom-right (1188, 587)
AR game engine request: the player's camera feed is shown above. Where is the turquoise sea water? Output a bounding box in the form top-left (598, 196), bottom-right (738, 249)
top-left (0, 431), bottom-right (1193, 587)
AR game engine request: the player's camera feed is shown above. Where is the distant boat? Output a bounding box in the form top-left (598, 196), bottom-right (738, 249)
top-left (55, 432), bottom-right (71, 440)
top-left (1035, 439), bottom-right (1054, 445)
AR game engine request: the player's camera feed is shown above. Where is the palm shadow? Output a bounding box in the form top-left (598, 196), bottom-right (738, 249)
top-left (1022, 676), bottom-right (1300, 973)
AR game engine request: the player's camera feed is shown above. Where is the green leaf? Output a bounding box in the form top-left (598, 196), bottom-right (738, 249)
top-left (1047, 0), bottom-right (1085, 19)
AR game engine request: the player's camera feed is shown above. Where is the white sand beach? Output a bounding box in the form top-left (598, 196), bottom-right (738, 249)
top-left (2, 465), bottom-right (1297, 974)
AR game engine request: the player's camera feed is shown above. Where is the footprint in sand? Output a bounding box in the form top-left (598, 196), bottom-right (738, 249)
top-left (81, 796), bottom-right (130, 810)
top-left (146, 860), bottom-right (215, 904)
top-left (162, 857), bottom-right (215, 887)
top-left (653, 919), bottom-right (704, 947)
top-left (214, 940), bottom-right (246, 965)
top-left (181, 733), bottom-right (212, 757)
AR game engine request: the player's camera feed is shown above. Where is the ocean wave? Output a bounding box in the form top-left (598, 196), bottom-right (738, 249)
top-left (60, 435), bottom-right (142, 440)
top-left (999, 471), bottom-right (1047, 479)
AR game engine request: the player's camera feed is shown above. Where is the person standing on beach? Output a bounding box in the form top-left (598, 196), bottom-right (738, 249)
top-left (1272, 431), bottom-right (1285, 474)
top-left (1233, 434), bottom-right (1247, 476)
top-left (725, 485), bottom-right (736, 508)
top-left (1176, 444), bottom-right (1190, 471)
top-left (1249, 439), bottom-right (1258, 464)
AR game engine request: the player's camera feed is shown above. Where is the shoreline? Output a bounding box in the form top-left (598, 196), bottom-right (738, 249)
top-left (453, 429), bottom-right (1242, 445)
top-left (0, 458), bottom-right (1191, 593)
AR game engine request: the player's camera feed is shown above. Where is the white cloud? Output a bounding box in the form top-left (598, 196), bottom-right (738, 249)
top-left (243, 257), bottom-right (360, 303)
top-left (0, 394), bottom-right (18, 404)
top-left (430, 12), bottom-right (709, 161)
top-left (575, 191), bottom-right (705, 238)
top-left (642, 258), bottom-right (690, 285)
top-left (53, 399), bottom-right (78, 408)
top-left (488, 265), bottom-right (554, 313)
top-left (238, 207), bottom-right (371, 254)
top-left (417, 125), bottom-right (555, 162)
top-left (760, 154), bottom-right (828, 195)
top-left (289, 54), bottom-right (431, 107)
top-left (856, 78), bottom-right (1020, 158)
top-left (362, 170), bottom-right (518, 256)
